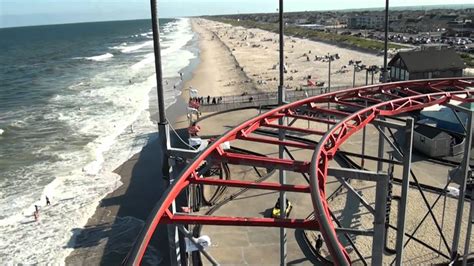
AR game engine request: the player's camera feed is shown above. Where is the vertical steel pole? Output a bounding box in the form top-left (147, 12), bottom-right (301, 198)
top-left (327, 58), bottom-right (331, 131)
top-left (150, 0), bottom-right (167, 125)
top-left (278, 1), bottom-right (287, 265)
top-left (372, 123), bottom-right (387, 265)
top-left (395, 118), bottom-right (414, 266)
top-left (451, 111), bottom-right (473, 260)
top-left (361, 70), bottom-right (368, 168)
top-left (352, 64), bottom-right (356, 87)
top-left (462, 184), bottom-right (473, 266)
top-left (150, 1), bottom-right (179, 264)
top-left (383, 0), bottom-right (389, 83)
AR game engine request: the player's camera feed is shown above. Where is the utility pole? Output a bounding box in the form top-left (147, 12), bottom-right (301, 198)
top-left (383, 0), bottom-right (390, 83)
top-left (278, 1), bottom-right (287, 265)
top-left (149, 0), bottom-right (180, 264)
top-left (326, 53), bottom-right (339, 131)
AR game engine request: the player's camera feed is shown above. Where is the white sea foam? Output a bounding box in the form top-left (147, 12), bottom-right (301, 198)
top-left (131, 18), bottom-right (195, 76)
top-left (118, 41), bottom-right (152, 53)
top-left (0, 128), bottom-right (4, 135)
top-left (0, 17), bottom-right (195, 264)
top-left (76, 53), bottom-right (114, 61)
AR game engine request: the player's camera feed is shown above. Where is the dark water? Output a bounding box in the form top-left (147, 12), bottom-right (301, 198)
top-left (0, 18), bottom-right (195, 263)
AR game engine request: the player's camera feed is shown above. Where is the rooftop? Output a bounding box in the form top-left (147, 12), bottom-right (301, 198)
top-left (389, 48), bottom-right (466, 72)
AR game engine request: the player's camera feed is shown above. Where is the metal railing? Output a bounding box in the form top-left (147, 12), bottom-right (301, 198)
top-left (199, 85), bottom-right (347, 112)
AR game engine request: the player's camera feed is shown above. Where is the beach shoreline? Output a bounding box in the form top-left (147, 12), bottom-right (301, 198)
top-left (64, 20), bottom-right (201, 264)
top-left (65, 16), bottom-right (386, 264)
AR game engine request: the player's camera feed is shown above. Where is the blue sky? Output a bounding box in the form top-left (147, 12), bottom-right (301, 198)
top-left (0, 0), bottom-right (472, 28)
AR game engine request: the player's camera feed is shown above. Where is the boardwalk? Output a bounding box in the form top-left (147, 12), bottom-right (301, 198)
top-left (199, 85), bottom-right (347, 112)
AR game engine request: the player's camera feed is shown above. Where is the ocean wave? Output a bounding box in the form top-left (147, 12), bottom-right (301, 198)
top-left (118, 41), bottom-right (152, 53)
top-left (109, 42), bottom-right (127, 50)
top-left (131, 53), bottom-right (154, 71)
top-left (75, 53), bottom-right (114, 61)
top-left (9, 120), bottom-right (27, 129)
top-left (0, 18), bottom-right (195, 264)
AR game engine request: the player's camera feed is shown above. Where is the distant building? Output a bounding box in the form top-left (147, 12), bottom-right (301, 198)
top-left (388, 49), bottom-right (465, 81)
top-left (445, 20), bottom-right (473, 37)
top-left (348, 15), bottom-right (385, 29)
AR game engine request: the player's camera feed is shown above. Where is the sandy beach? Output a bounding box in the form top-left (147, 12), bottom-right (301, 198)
top-left (65, 17), bottom-right (383, 264)
top-left (64, 17), bottom-right (471, 265)
top-left (65, 18), bottom-right (255, 264)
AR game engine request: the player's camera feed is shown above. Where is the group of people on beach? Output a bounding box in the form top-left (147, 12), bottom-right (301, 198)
top-left (33, 196), bottom-right (51, 222)
top-left (189, 95), bottom-right (223, 105)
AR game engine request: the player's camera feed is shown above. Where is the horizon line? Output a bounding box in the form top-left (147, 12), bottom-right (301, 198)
top-left (1, 3), bottom-right (472, 30)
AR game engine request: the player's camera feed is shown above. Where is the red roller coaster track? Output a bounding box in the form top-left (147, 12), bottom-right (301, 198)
top-left (127, 78), bottom-right (474, 265)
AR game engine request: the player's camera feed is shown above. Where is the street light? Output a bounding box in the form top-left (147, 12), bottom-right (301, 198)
top-left (349, 60), bottom-right (364, 87)
top-left (326, 53), bottom-right (340, 130)
top-left (368, 65), bottom-right (381, 85)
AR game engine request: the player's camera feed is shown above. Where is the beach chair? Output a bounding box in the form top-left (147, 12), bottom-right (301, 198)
top-left (307, 79), bottom-right (316, 87)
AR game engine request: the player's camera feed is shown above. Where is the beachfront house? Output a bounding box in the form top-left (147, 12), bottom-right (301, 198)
top-left (388, 48), bottom-right (465, 81)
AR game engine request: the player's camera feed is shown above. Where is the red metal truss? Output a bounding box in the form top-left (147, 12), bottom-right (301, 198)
top-left (127, 78), bottom-right (474, 265)
top-left (237, 134), bottom-right (316, 150)
top-left (217, 151), bottom-right (311, 173)
top-left (189, 175), bottom-right (311, 193)
top-left (162, 212), bottom-right (319, 229)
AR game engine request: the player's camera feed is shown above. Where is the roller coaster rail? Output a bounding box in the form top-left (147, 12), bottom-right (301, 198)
top-left (124, 77), bottom-right (474, 265)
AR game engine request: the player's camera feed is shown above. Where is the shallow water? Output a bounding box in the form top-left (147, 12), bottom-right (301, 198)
top-left (0, 18), bottom-right (195, 263)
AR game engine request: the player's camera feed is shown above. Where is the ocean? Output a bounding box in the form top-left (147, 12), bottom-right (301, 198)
top-left (0, 18), bottom-right (196, 263)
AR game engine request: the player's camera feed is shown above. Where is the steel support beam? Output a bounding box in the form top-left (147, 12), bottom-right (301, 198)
top-left (335, 176), bottom-right (376, 215)
top-left (238, 135), bottom-right (315, 150)
top-left (327, 167), bottom-right (387, 182)
top-left (451, 111), bottom-right (474, 259)
top-left (395, 118), bottom-right (414, 266)
top-left (372, 124), bottom-right (387, 265)
top-left (264, 123), bottom-right (326, 135)
top-left (164, 214), bottom-right (319, 229)
top-left (335, 228), bottom-right (374, 236)
top-left (217, 152), bottom-right (310, 173)
top-left (167, 157), bottom-right (181, 266)
top-left (169, 214), bottom-right (372, 236)
top-left (177, 225), bottom-right (219, 266)
top-left (287, 113), bottom-right (337, 125)
top-left (462, 184), bottom-right (473, 266)
top-left (189, 177), bottom-right (310, 193)
top-left (374, 124), bottom-right (404, 161)
top-left (372, 118), bottom-right (406, 130)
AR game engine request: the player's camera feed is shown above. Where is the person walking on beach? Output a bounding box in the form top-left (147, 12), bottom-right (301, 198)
top-left (207, 95), bottom-right (210, 104)
top-left (46, 196), bottom-right (50, 206)
top-left (315, 234), bottom-right (323, 254)
top-left (179, 72), bottom-right (183, 80)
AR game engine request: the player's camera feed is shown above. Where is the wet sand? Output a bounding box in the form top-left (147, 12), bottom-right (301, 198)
top-left (64, 18), bottom-right (252, 265)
